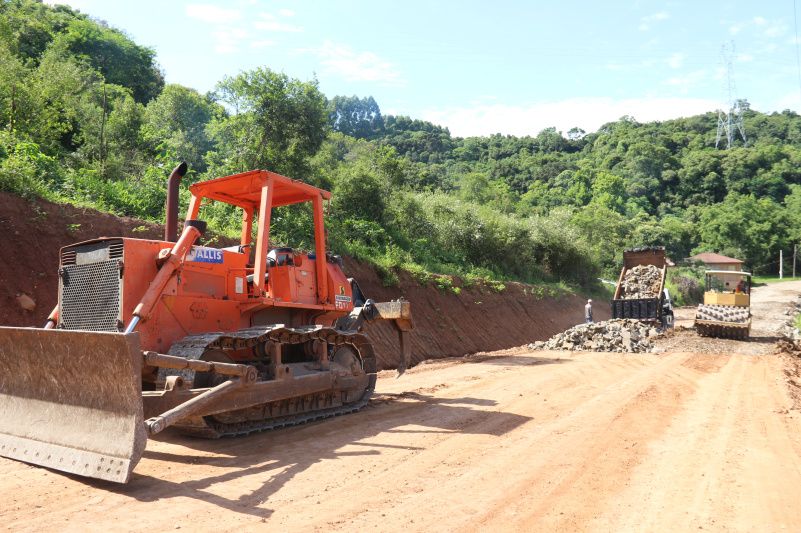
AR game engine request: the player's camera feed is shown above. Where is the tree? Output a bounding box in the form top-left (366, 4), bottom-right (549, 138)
top-left (696, 193), bottom-right (789, 271)
top-left (29, 47), bottom-right (104, 155)
top-left (51, 18), bottom-right (164, 103)
top-left (142, 84), bottom-right (220, 172)
top-left (0, 0), bottom-right (76, 62)
top-left (570, 203), bottom-right (632, 276)
top-left (567, 127), bottom-right (586, 141)
top-left (74, 82), bottom-right (145, 180)
top-left (590, 171), bottom-right (627, 213)
top-left (328, 95), bottom-right (384, 139)
top-left (534, 127), bottom-right (570, 153)
top-left (208, 68), bottom-right (328, 179)
top-left (332, 165), bottom-right (387, 222)
top-left (0, 43), bottom-right (32, 133)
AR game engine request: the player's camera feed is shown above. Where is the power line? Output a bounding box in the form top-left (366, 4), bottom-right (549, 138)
top-left (715, 41), bottom-right (747, 150)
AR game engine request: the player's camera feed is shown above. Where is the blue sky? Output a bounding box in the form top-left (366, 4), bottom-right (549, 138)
top-left (46, 0), bottom-right (801, 137)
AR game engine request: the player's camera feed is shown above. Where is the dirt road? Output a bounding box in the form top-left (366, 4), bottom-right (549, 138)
top-left (2, 284), bottom-right (801, 532)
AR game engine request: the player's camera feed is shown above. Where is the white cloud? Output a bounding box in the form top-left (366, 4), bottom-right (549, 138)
top-left (763, 21), bottom-right (787, 38)
top-left (278, 8), bottom-right (295, 17)
top-left (304, 41), bottom-right (403, 85)
top-left (667, 53), bottom-right (684, 69)
top-left (212, 27), bottom-right (250, 54)
top-left (737, 53), bottom-right (754, 62)
top-left (254, 12), bottom-right (303, 32)
top-left (727, 16), bottom-right (785, 38)
top-left (186, 4), bottom-right (242, 24)
top-left (639, 11), bottom-right (669, 31)
top-left (421, 97), bottom-right (720, 137)
top-left (772, 90), bottom-right (801, 111)
top-left (663, 70), bottom-right (707, 94)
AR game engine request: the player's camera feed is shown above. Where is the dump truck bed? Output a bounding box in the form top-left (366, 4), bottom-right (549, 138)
top-left (611, 248), bottom-right (667, 321)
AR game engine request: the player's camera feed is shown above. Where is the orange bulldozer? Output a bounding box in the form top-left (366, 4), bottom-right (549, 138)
top-left (0, 164), bottom-right (412, 483)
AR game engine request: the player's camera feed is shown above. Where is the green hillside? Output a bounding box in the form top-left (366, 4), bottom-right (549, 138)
top-left (1, 0), bottom-right (799, 289)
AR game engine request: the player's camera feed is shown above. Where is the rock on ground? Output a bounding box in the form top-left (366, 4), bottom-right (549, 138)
top-left (529, 319), bottom-right (662, 353)
top-left (777, 295), bottom-right (801, 341)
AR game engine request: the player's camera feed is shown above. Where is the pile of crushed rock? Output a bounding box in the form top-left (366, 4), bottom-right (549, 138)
top-left (529, 319), bottom-right (662, 353)
top-left (620, 264), bottom-right (662, 299)
top-left (778, 295), bottom-right (801, 341)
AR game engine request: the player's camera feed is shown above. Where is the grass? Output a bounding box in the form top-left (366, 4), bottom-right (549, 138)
top-left (752, 275), bottom-right (801, 285)
top-left (587, 282), bottom-right (615, 302)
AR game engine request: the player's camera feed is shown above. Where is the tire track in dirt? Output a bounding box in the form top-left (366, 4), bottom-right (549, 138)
top-left (588, 354), bottom-right (801, 532)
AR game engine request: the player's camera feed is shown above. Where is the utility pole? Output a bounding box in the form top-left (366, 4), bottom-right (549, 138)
top-left (780, 249), bottom-right (784, 279)
top-left (794, 244), bottom-right (797, 278)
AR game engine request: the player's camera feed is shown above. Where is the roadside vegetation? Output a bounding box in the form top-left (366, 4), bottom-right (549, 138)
top-left (665, 266), bottom-right (706, 306)
top-left (2, 1), bottom-right (801, 289)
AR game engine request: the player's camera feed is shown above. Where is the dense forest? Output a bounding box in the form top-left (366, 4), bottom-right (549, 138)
top-left (1, 0), bottom-right (800, 291)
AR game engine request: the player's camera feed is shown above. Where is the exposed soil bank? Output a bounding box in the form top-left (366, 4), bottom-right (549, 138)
top-left (0, 193), bottom-right (607, 368)
top-left (348, 260), bottom-right (609, 368)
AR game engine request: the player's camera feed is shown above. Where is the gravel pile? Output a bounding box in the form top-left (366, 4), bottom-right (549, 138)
top-left (620, 264), bottom-right (662, 299)
top-left (778, 295), bottom-right (801, 341)
top-left (529, 319), bottom-right (661, 353)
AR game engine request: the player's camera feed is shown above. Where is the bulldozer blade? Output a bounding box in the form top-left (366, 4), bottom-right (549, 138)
top-left (0, 327), bottom-right (146, 483)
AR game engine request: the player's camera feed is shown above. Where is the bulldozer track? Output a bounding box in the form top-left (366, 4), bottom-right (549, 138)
top-left (165, 325), bottom-right (377, 438)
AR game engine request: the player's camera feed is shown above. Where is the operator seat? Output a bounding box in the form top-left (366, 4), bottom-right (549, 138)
top-left (268, 247), bottom-right (294, 266)
top-left (246, 247), bottom-right (294, 284)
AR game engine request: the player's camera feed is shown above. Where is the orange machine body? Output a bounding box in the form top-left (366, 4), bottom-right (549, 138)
top-left (57, 170), bottom-right (354, 357)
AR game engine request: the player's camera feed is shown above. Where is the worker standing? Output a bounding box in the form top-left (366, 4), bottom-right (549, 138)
top-left (585, 299), bottom-right (593, 323)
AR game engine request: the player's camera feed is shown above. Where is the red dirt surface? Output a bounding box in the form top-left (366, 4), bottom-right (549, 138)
top-left (0, 192), bottom-right (607, 369)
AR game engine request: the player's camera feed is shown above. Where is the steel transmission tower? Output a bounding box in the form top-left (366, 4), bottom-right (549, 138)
top-left (715, 42), bottom-right (747, 149)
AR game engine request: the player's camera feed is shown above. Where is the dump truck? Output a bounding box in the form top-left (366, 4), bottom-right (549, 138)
top-left (694, 270), bottom-right (751, 339)
top-left (611, 247), bottom-right (673, 327)
top-left (0, 164), bottom-right (413, 483)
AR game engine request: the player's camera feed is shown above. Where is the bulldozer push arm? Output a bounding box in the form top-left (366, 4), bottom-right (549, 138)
top-left (125, 221), bottom-right (203, 333)
top-left (336, 299), bottom-right (413, 375)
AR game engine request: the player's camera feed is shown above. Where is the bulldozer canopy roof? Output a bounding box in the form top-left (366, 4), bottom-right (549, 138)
top-left (189, 170), bottom-right (331, 210)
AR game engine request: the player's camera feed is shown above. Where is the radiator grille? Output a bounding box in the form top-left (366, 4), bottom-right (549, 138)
top-left (60, 240), bottom-right (123, 266)
top-left (59, 258), bottom-right (122, 331)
